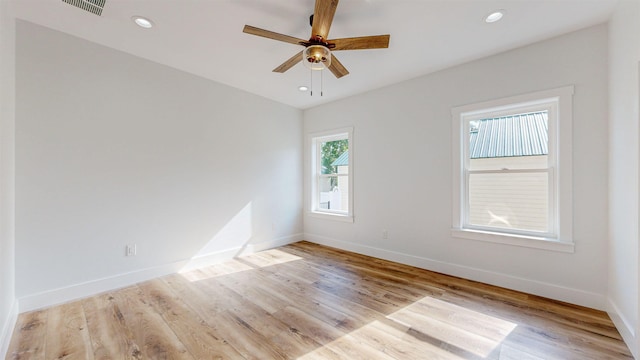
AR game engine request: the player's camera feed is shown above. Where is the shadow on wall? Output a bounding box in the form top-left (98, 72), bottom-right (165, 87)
top-left (180, 202), bottom-right (256, 272)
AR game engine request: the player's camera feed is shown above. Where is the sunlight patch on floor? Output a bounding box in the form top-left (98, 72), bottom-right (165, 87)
top-left (300, 296), bottom-right (518, 359)
top-left (298, 319), bottom-right (467, 360)
top-left (238, 249), bottom-right (303, 268)
top-left (180, 249), bottom-right (302, 282)
top-left (498, 344), bottom-right (546, 360)
top-left (386, 296), bottom-right (517, 357)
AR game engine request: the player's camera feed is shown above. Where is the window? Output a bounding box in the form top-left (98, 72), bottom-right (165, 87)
top-left (310, 128), bottom-right (353, 221)
top-left (451, 87), bottom-right (574, 252)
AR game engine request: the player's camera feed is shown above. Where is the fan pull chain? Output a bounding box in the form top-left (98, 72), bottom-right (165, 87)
top-left (308, 69), bottom-right (326, 97)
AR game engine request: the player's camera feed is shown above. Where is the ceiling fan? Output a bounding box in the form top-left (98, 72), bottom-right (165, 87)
top-left (243, 0), bottom-right (390, 78)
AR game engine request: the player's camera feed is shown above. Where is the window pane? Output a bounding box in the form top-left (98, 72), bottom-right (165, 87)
top-left (321, 139), bottom-right (349, 175)
top-left (468, 172), bottom-right (548, 232)
top-left (469, 111), bottom-right (548, 171)
top-left (318, 175), bottom-right (349, 212)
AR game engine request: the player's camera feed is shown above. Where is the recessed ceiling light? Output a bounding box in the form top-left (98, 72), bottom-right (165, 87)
top-left (132, 16), bottom-right (154, 29)
top-left (484, 10), bottom-right (505, 23)
top-left (298, 86), bottom-right (309, 92)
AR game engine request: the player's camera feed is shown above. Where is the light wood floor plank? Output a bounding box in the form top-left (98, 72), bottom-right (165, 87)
top-left (214, 282), bottom-right (334, 359)
top-left (44, 301), bottom-right (94, 360)
top-left (215, 271), bottom-right (288, 314)
top-left (137, 279), bottom-right (245, 359)
top-left (161, 274), bottom-right (228, 318)
top-left (110, 286), bottom-right (193, 359)
top-left (81, 292), bottom-right (140, 359)
top-left (5, 241), bottom-right (634, 359)
top-left (214, 311), bottom-right (288, 360)
top-left (352, 318), bottom-right (469, 360)
top-left (300, 332), bottom-right (398, 360)
top-left (6, 310), bottom-right (47, 360)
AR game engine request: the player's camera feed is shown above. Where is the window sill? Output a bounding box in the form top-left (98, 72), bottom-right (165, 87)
top-left (308, 211), bottom-right (354, 223)
top-left (451, 228), bottom-right (574, 253)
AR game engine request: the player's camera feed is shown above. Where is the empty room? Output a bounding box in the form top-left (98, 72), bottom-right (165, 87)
top-left (1, 0), bottom-right (639, 358)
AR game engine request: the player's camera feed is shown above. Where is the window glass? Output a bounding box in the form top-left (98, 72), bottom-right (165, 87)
top-left (468, 112), bottom-right (549, 171)
top-left (468, 172), bottom-right (549, 232)
top-left (311, 129), bottom-right (352, 219)
top-left (466, 111), bottom-right (550, 234)
top-left (321, 139), bottom-right (348, 175)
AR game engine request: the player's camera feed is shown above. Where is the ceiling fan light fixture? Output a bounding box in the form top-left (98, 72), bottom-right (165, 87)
top-left (303, 45), bottom-right (331, 70)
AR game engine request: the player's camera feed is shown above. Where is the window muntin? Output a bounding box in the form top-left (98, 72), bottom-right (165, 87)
top-left (311, 129), bottom-right (352, 219)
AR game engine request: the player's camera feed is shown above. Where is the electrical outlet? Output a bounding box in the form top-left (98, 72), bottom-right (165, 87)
top-left (382, 230), bottom-right (388, 239)
top-left (125, 244), bottom-right (137, 256)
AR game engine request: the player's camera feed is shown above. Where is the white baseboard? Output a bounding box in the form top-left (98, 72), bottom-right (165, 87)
top-left (304, 233), bottom-right (606, 310)
top-left (19, 260), bottom-right (188, 313)
top-left (0, 299), bottom-right (18, 359)
top-left (607, 298), bottom-right (638, 359)
top-left (179, 246), bottom-right (244, 273)
top-left (179, 233), bottom-right (303, 272)
top-left (19, 234), bottom-right (304, 313)
top-left (243, 233), bottom-right (303, 254)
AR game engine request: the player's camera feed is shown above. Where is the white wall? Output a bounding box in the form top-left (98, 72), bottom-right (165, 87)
top-left (15, 21), bottom-right (303, 310)
top-left (0, 0), bottom-right (17, 357)
top-left (304, 25), bottom-right (609, 310)
top-left (608, 0), bottom-right (640, 357)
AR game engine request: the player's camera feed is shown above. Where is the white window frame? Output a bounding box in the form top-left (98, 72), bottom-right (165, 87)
top-left (451, 86), bottom-right (574, 252)
top-left (309, 127), bottom-right (354, 222)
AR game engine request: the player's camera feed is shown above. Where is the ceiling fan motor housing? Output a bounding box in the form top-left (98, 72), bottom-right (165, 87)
top-left (303, 45), bottom-right (332, 70)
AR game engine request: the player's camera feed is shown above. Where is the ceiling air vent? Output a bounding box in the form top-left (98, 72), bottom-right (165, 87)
top-left (62, 0), bottom-right (106, 16)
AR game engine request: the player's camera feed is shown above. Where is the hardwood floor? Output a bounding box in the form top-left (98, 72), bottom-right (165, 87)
top-left (6, 241), bottom-right (633, 359)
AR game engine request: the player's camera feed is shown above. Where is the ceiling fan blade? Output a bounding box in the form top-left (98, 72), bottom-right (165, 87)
top-left (330, 35), bottom-right (390, 51)
top-left (311, 0), bottom-right (339, 40)
top-left (243, 25), bottom-right (306, 45)
top-left (273, 51), bottom-right (304, 73)
top-left (327, 54), bottom-right (349, 78)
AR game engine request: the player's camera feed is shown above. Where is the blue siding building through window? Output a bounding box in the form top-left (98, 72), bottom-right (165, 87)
top-left (331, 150), bottom-right (349, 166)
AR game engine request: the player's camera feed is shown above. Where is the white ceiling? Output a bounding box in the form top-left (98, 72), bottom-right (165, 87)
top-left (11, 0), bottom-right (616, 109)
